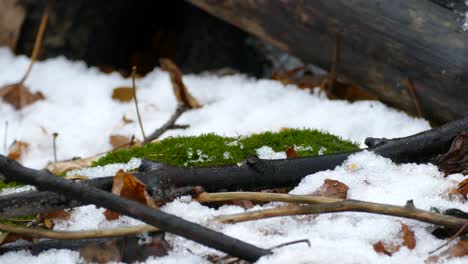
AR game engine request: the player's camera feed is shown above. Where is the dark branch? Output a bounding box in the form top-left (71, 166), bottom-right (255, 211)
top-left (0, 156), bottom-right (270, 262)
top-left (145, 104), bottom-right (188, 143)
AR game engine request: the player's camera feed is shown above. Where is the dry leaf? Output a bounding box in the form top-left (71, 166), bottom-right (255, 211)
top-left (311, 179), bottom-right (349, 199)
top-left (285, 147), bottom-right (298, 158)
top-left (47, 155), bottom-right (100, 175)
top-left (111, 86), bottom-right (134, 102)
top-left (457, 178), bottom-right (468, 198)
top-left (109, 134), bottom-right (141, 149)
top-left (42, 218), bottom-right (54, 230)
top-left (160, 58), bottom-right (202, 109)
top-left (448, 240), bottom-right (468, 257)
top-left (7, 140), bottom-right (29, 160)
top-left (0, 83), bottom-right (45, 110)
top-left (436, 132), bottom-right (468, 176)
top-left (373, 241), bottom-right (393, 256)
top-left (401, 223), bottom-right (416, 249)
top-left (46, 209), bottom-right (71, 221)
top-left (104, 170), bottom-right (157, 220)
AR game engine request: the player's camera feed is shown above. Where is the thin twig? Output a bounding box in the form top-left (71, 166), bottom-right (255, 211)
top-left (428, 222), bottom-right (468, 255)
top-left (131, 66), bottom-right (147, 142)
top-left (52, 132), bottom-right (58, 163)
top-left (145, 104), bottom-right (188, 143)
top-left (0, 223), bottom-right (158, 240)
top-left (403, 78), bottom-right (423, 118)
top-left (268, 239), bottom-right (311, 250)
top-left (19, 8), bottom-right (48, 85)
top-left (197, 192), bottom-right (468, 230)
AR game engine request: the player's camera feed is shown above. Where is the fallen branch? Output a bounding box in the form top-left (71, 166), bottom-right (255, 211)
top-left (0, 223), bottom-right (158, 240)
top-left (0, 156), bottom-right (271, 262)
top-left (205, 192), bottom-right (468, 230)
top-left (1, 117), bottom-right (467, 219)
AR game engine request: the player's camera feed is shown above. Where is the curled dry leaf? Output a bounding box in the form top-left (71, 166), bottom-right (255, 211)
top-left (426, 240), bottom-right (468, 263)
top-left (45, 209), bottom-right (71, 221)
top-left (436, 132), bottom-right (468, 176)
top-left (373, 223), bottom-right (416, 256)
top-left (457, 178), bottom-right (468, 198)
top-left (401, 223), bottom-right (416, 250)
top-left (104, 170), bottom-right (157, 221)
top-left (109, 134), bottom-right (141, 149)
top-left (285, 147), bottom-right (298, 159)
top-left (111, 87), bottom-right (134, 102)
top-left (160, 58), bottom-right (202, 109)
top-left (311, 179), bottom-right (349, 199)
top-left (47, 155), bottom-right (100, 175)
top-left (7, 140), bottom-right (29, 160)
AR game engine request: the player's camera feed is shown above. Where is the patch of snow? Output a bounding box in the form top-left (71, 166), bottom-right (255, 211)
top-left (66, 157), bottom-right (141, 178)
top-left (294, 145), bottom-right (313, 152)
top-left (256, 146), bottom-right (287, 159)
top-left (223, 151), bottom-right (232, 159)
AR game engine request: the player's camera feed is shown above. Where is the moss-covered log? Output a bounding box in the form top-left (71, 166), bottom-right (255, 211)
top-left (1, 117), bottom-right (467, 219)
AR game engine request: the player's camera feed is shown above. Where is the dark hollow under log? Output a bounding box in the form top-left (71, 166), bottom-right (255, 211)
top-left (188, 0), bottom-right (468, 124)
top-left (1, 116), bottom-right (467, 219)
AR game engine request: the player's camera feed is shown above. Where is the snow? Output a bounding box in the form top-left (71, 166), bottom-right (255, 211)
top-left (1, 48), bottom-right (465, 263)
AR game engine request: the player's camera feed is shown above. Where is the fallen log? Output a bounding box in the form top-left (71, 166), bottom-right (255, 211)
top-left (0, 156), bottom-right (271, 261)
top-left (1, 116), bottom-right (467, 219)
top-left (188, 0), bottom-right (468, 124)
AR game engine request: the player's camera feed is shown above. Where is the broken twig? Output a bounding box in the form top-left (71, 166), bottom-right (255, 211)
top-left (208, 192), bottom-right (468, 230)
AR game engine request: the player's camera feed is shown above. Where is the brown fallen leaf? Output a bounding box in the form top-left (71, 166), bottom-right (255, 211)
top-left (0, 8), bottom-right (47, 110)
top-left (109, 134), bottom-right (141, 150)
top-left (436, 132), bottom-right (468, 176)
top-left (285, 147), bottom-right (298, 159)
top-left (311, 179), bottom-right (349, 199)
top-left (401, 223), bottom-right (416, 249)
top-left (160, 58), bottom-right (202, 109)
top-left (448, 239), bottom-right (468, 257)
top-left (47, 155), bottom-right (100, 175)
top-left (373, 241), bottom-right (395, 256)
top-left (111, 87), bottom-right (134, 102)
top-left (373, 223), bottom-right (416, 256)
top-left (7, 140), bottom-right (29, 160)
top-left (457, 178), bottom-right (468, 198)
top-left (104, 170), bottom-right (157, 221)
top-left (46, 209), bottom-right (71, 221)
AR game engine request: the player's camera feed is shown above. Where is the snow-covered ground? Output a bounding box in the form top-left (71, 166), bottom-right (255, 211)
top-left (0, 48), bottom-right (466, 263)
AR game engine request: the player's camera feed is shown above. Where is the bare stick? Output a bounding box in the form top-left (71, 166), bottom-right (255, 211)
top-left (0, 155), bottom-right (270, 261)
top-left (19, 8), bottom-right (48, 85)
top-left (132, 66), bottom-right (147, 142)
top-left (0, 222), bottom-right (158, 240)
top-left (52, 132), bottom-right (58, 162)
top-left (3, 121), bottom-right (7, 154)
top-left (327, 33), bottom-right (341, 96)
top-left (404, 78), bottom-right (423, 118)
top-left (145, 104), bottom-right (188, 143)
top-left (199, 192), bottom-right (468, 230)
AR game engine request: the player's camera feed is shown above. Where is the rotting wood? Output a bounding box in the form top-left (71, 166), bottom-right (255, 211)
top-left (188, 0), bottom-right (468, 124)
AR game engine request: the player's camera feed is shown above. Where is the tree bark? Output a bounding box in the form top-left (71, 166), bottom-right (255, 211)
top-left (188, 0), bottom-right (468, 124)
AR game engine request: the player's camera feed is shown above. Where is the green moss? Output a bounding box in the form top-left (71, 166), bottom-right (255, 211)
top-left (0, 180), bottom-right (24, 192)
top-left (93, 129), bottom-right (359, 167)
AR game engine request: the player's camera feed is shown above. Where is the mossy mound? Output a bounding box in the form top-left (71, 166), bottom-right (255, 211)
top-left (93, 129), bottom-right (359, 167)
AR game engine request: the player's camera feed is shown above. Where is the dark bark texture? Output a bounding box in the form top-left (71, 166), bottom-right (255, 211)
top-left (1, 116), bottom-right (467, 220)
top-left (188, 0), bottom-right (468, 124)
